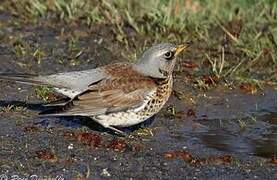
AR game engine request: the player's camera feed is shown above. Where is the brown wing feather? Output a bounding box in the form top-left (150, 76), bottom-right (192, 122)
top-left (44, 63), bottom-right (157, 116)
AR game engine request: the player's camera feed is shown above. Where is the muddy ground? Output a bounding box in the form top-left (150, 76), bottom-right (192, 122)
top-left (0, 13), bottom-right (276, 179)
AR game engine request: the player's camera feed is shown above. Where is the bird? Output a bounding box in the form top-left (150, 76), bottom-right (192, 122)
top-left (0, 42), bottom-right (191, 134)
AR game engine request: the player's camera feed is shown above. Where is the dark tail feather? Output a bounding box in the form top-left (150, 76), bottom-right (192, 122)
top-left (0, 73), bottom-right (48, 86)
top-left (39, 101), bottom-right (74, 116)
top-left (43, 97), bottom-right (71, 107)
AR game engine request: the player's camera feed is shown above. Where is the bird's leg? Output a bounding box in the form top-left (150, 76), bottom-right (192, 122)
top-left (92, 118), bottom-right (139, 139)
top-left (92, 117), bottom-right (125, 136)
top-left (107, 127), bottom-right (146, 142)
top-left (106, 126), bottom-right (127, 136)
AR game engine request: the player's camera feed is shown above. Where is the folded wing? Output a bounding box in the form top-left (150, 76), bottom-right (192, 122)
top-left (43, 68), bottom-right (157, 116)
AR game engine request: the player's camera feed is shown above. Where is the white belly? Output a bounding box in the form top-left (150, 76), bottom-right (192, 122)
top-left (94, 110), bottom-right (149, 127)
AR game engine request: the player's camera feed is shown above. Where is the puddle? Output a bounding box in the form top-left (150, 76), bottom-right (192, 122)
top-left (171, 87), bottom-right (277, 157)
top-left (198, 113), bottom-right (277, 157)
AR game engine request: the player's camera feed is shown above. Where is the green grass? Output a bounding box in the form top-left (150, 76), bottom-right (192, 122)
top-left (0, 105), bottom-right (27, 113)
top-left (34, 86), bottom-right (54, 102)
top-left (0, 0), bottom-right (276, 86)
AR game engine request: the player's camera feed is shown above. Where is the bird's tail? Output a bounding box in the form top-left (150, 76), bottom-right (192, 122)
top-left (0, 73), bottom-right (49, 86)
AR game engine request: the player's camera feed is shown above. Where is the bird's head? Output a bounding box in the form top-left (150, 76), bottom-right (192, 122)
top-left (135, 42), bottom-right (192, 79)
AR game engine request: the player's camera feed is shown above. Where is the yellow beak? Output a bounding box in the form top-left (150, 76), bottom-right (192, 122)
top-left (175, 41), bottom-right (192, 56)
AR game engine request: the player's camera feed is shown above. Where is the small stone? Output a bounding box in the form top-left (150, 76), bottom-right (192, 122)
top-left (68, 143), bottom-right (74, 150)
top-left (101, 168), bottom-right (111, 177)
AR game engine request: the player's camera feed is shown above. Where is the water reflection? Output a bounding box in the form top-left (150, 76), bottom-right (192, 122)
top-left (198, 112), bottom-right (277, 157)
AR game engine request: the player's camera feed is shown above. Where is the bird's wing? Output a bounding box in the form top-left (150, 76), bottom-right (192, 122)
top-left (42, 66), bottom-right (157, 117)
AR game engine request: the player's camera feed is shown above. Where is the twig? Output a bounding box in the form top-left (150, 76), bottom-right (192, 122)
top-left (249, 50), bottom-right (263, 67)
top-left (219, 47), bottom-right (225, 75)
top-left (216, 20), bottom-right (239, 43)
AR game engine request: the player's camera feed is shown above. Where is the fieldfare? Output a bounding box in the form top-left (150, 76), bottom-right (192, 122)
top-left (0, 42), bottom-right (191, 134)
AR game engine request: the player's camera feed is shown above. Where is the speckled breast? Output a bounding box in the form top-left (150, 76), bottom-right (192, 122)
top-left (137, 76), bottom-right (173, 118)
top-left (94, 76), bottom-right (173, 127)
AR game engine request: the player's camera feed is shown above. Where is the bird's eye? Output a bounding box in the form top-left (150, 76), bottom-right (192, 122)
top-left (164, 51), bottom-right (174, 60)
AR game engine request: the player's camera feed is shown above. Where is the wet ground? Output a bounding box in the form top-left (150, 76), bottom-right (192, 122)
top-left (0, 13), bottom-right (276, 179)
